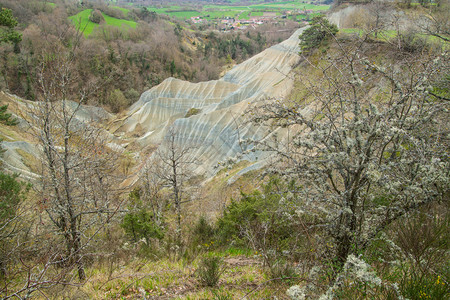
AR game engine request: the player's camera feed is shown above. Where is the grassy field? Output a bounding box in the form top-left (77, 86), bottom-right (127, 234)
top-left (112, 6), bottom-right (130, 16)
top-left (339, 28), bottom-right (449, 50)
top-left (239, 11), bottom-right (251, 19)
top-left (69, 9), bottom-right (137, 36)
top-left (147, 0), bottom-right (330, 20)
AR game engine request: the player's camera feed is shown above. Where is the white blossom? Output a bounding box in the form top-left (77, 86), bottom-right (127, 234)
top-left (286, 285), bottom-right (306, 300)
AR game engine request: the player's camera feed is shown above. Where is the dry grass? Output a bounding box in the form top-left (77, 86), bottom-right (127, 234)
top-left (58, 254), bottom-right (298, 299)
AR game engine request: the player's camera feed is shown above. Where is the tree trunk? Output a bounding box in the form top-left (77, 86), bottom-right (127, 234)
top-left (335, 201), bottom-right (358, 270)
top-left (336, 233), bottom-right (351, 267)
top-left (174, 186), bottom-right (182, 255)
top-left (73, 236), bottom-right (86, 281)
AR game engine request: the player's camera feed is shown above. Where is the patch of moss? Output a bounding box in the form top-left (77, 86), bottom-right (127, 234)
top-left (185, 108), bottom-right (201, 118)
top-left (0, 126), bottom-right (18, 141)
top-left (15, 148), bottom-right (40, 173)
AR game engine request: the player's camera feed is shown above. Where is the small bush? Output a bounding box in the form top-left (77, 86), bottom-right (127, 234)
top-left (216, 177), bottom-right (301, 264)
top-left (108, 89), bottom-right (129, 113)
top-left (89, 9), bottom-right (105, 24)
top-left (396, 212), bottom-right (448, 267)
top-left (395, 211), bottom-right (449, 299)
top-left (121, 189), bottom-right (165, 250)
top-left (196, 255), bottom-right (225, 287)
top-left (401, 272), bottom-right (449, 300)
top-left (184, 216), bottom-right (215, 263)
top-left (185, 107), bottom-right (201, 118)
top-left (268, 260), bottom-right (298, 281)
top-left (397, 31), bottom-right (428, 53)
top-left (191, 215), bottom-right (215, 246)
top-left (124, 88), bottom-right (140, 104)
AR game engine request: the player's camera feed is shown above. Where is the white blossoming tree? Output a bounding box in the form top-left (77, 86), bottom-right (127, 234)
top-left (247, 32), bottom-right (449, 269)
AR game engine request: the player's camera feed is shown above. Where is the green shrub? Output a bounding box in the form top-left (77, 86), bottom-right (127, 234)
top-left (185, 108), bottom-right (201, 118)
top-left (124, 88), bottom-right (140, 104)
top-left (0, 172), bottom-right (30, 278)
top-left (395, 211), bottom-right (449, 299)
top-left (89, 9), bottom-right (105, 24)
top-left (363, 209), bottom-right (449, 300)
top-left (108, 89), bottom-right (129, 113)
top-left (196, 255), bottom-right (225, 287)
top-left (0, 173), bottom-right (29, 223)
top-left (183, 216), bottom-right (216, 263)
top-left (0, 8), bottom-right (22, 46)
top-left (121, 189), bottom-right (164, 248)
top-left (191, 215), bottom-right (215, 247)
top-left (216, 177), bottom-right (298, 248)
top-left (0, 105), bottom-right (18, 126)
top-left (401, 272), bottom-right (449, 300)
top-left (216, 177), bottom-right (303, 272)
top-left (121, 211), bottom-right (164, 244)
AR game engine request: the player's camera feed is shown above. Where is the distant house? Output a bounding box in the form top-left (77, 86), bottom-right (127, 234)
top-left (250, 17), bottom-right (264, 25)
top-left (191, 16), bottom-right (203, 24)
top-left (221, 18), bottom-right (234, 24)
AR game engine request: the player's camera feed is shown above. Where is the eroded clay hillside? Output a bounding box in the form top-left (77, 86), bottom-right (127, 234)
top-left (110, 27), bottom-right (305, 176)
top-left (1, 28), bottom-right (305, 181)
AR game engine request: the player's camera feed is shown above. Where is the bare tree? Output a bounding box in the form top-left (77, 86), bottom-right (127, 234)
top-left (25, 28), bottom-right (124, 281)
top-left (151, 128), bottom-right (195, 253)
top-left (140, 161), bottom-right (167, 228)
top-left (417, 2), bottom-right (450, 42)
top-left (366, 1), bottom-right (391, 38)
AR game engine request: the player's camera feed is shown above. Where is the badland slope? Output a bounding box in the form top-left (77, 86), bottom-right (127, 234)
top-left (113, 27), bottom-right (305, 175)
top-left (0, 28), bottom-right (305, 180)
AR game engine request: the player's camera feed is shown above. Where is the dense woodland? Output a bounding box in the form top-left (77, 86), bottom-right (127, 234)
top-left (0, 0), bottom-right (449, 299)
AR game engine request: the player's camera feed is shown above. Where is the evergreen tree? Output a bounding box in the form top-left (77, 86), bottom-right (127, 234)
top-left (299, 14), bottom-right (338, 54)
top-left (0, 105), bottom-right (17, 156)
top-left (0, 8), bottom-right (22, 50)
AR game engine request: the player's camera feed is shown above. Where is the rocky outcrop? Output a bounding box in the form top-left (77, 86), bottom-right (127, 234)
top-left (0, 92), bottom-right (115, 181)
top-left (116, 27), bottom-right (305, 175)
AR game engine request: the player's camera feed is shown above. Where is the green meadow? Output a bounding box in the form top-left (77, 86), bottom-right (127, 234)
top-left (112, 6), bottom-right (130, 16)
top-left (69, 9), bottom-right (136, 37)
top-left (147, 0), bottom-right (330, 20)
